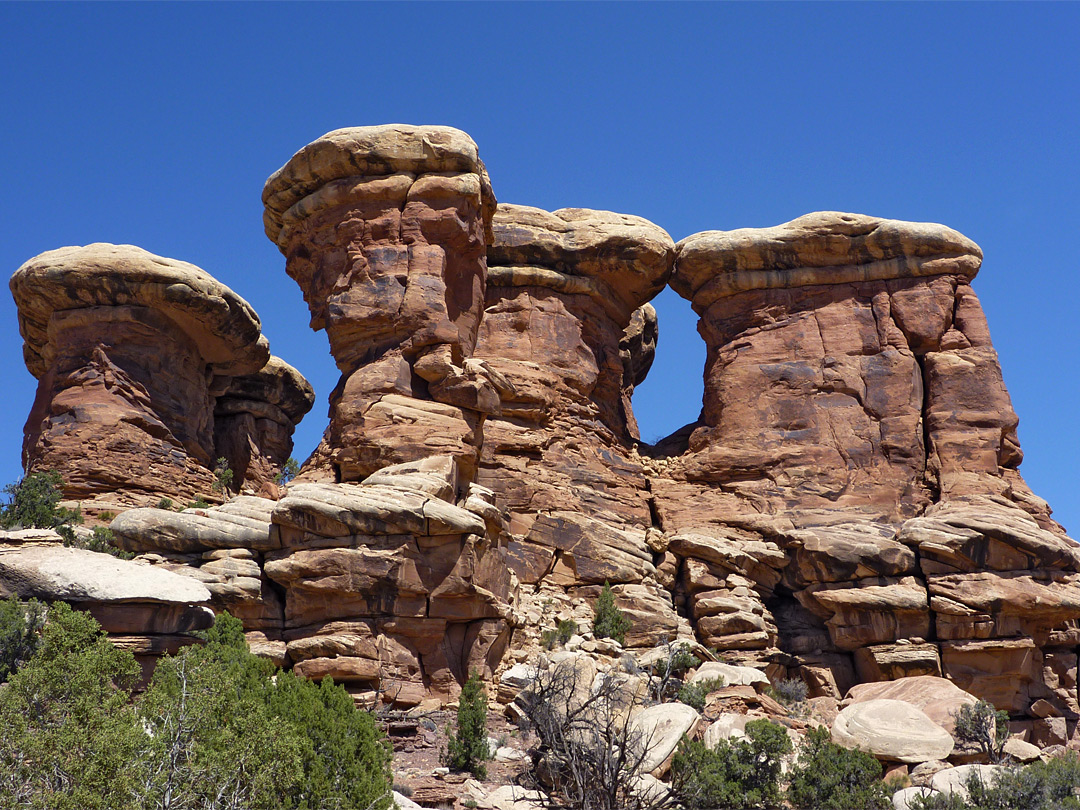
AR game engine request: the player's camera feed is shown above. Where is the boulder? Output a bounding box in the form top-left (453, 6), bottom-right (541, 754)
top-left (845, 676), bottom-right (978, 735)
top-left (689, 662), bottom-right (769, 689)
top-left (630, 702), bottom-right (701, 776)
top-left (929, 764), bottom-right (1005, 800)
top-left (832, 699), bottom-right (955, 762)
top-left (893, 787), bottom-right (941, 810)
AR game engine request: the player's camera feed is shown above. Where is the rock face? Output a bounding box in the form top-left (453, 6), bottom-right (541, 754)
top-left (262, 125), bottom-right (498, 483)
top-left (11, 244), bottom-right (311, 505)
top-left (648, 212), bottom-right (1080, 722)
top-left (112, 456), bottom-right (512, 703)
top-left (0, 537), bottom-right (214, 681)
top-left (15, 126), bottom-right (1078, 724)
top-left (473, 203), bottom-right (685, 650)
top-left (214, 356), bottom-right (315, 496)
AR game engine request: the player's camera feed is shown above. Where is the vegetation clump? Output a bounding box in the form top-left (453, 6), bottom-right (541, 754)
top-left (0, 607), bottom-right (393, 809)
top-left (952, 699), bottom-right (1010, 763)
top-left (0, 596), bottom-right (46, 684)
top-left (786, 726), bottom-right (890, 809)
top-left (211, 457), bottom-right (234, 494)
top-left (275, 457), bottom-right (301, 485)
top-left (671, 719), bottom-right (792, 809)
top-left (0, 470), bottom-right (82, 538)
top-left (541, 618), bottom-right (578, 650)
top-left (61, 525), bottom-right (135, 560)
top-left (677, 676), bottom-right (726, 712)
top-left (445, 671), bottom-right (491, 779)
top-left (592, 581), bottom-right (631, 645)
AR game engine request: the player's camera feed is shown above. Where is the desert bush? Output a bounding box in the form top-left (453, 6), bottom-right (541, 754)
top-left (911, 753), bottom-right (1080, 809)
top-left (593, 581), bottom-right (631, 645)
top-left (275, 457), bottom-right (301, 485)
top-left (0, 470), bottom-right (81, 534)
top-left (517, 660), bottom-right (668, 810)
top-left (542, 618), bottom-right (578, 650)
top-left (768, 677), bottom-right (809, 708)
top-left (445, 671), bottom-right (491, 779)
top-left (671, 719), bottom-right (792, 809)
top-left (953, 699), bottom-right (1010, 763)
top-left (785, 726), bottom-right (889, 809)
top-left (61, 525), bottom-right (135, 560)
top-left (211, 457), bottom-right (234, 494)
top-left (0, 596), bottom-right (46, 683)
top-left (677, 676), bottom-right (726, 712)
top-left (156, 497), bottom-right (173, 510)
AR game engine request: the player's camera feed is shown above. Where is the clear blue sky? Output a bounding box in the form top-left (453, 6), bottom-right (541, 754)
top-left (1, 3), bottom-right (1077, 533)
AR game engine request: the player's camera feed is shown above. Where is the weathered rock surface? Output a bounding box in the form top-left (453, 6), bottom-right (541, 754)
top-left (845, 675), bottom-right (978, 735)
top-left (263, 124), bottom-right (497, 483)
top-left (11, 243), bottom-right (310, 506)
top-left (215, 356), bottom-right (315, 496)
top-left (832, 698), bottom-right (955, 762)
top-left (0, 544), bottom-right (213, 680)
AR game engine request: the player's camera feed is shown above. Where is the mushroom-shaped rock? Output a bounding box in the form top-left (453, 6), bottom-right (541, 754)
top-left (832, 698), bottom-right (955, 763)
top-left (11, 243), bottom-right (269, 503)
top-left (672, 212), bottom-right (982, 313)
top-left (476, 203), bottom-right (674, 440)
top-left (214, 355), bottom-right (315, 495)
top-left (262, 125), bottom-right (497, 482)
top-left (660, 211), bottom-right (1018, 523)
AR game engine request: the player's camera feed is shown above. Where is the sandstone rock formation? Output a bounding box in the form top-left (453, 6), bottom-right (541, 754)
top-left (262, 125), bottom-right (498, 483)
top-left (11, 244), bottom-right (311, 505)
top-left (15, 125), bottom-right (1078, 734)
top-left (0, 534), bottom-right (214, 681)
top-left (214, 356), bottom-right (315, 496)
top-left (112, 455), bottom-right (512, 704)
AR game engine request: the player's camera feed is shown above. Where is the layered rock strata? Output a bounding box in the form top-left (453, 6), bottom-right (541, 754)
top-left (652, 212), bottom-right (1080, 724)
top-left (0, 533), bottom-right (214, 683)
top-left (112, 456), bottom-right (512, 705)
top-left (214, 356), bottom-right (315, 496)
top-left (11, 243), bottom-right (310, 505)
top-left (262, 125), bottom-right (498, 482)
top-left (474, 204), bottom-right (688, 650)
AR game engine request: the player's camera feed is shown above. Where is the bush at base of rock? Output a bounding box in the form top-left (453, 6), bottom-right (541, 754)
top-left (593, 581), bottom-right (632, 645)
top-left (0, 606), bottom-right (393, 810)
top-left (0, 470), bottom-right (82, 535)
top-left (952, 700), bottom-right (1010, 763)
top-left (445, 671), bottom-right (491, 780)
top-left (0, 596), bottom-right (46, 683)
top-left (671, 719), bottom-right (792, 810)
top-left (786, 726), bottom-right (890, 810)
top-left (911, 755), bottom-right (1080, 810)
top-left (677, 676), bottom-right (726, 712)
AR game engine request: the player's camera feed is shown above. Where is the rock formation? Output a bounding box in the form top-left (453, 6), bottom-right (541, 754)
top-left (262, 124), bottom-right (498, 483)
top-left (12, 126), bottom-right (1079, 735)
top-left (214, 356), bottom-right (315, 496)
top-left (11, 243), bottom-right (311, 505)
top-left (0, 529), bottom-right (214, 683)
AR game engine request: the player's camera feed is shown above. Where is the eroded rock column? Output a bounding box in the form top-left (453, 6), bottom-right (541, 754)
top-left (473, 204), bottom-right (686, 649)
top-left (11, 243), bottom-right (269, 504)
top-left (214, 356), bottom-right (315, 496)
top-left (262, 125), bottom-right (498, 483)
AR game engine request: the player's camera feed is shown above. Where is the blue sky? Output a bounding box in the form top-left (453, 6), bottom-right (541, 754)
top-left (1, 3), bottom-right (1077, 533)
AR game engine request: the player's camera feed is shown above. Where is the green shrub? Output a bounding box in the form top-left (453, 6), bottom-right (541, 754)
top-left (187, 497), bottom-right (211, 509)
top-left (542, 618), bottom-right (578, 650)
top-left (593, 581), bottom-right (631, 645)
top-left (275, 457), bottom-right (301, 485)
top-left (445, 671), bottom-right (490, 779)
top-left (61, 525), bottom-right (135, 560)
top-left (211, 457), bottom-right (234, 494)
top-left (671, 719), bottom-right (792, 809)
top-left (0, 596), bottom-right (46, 683)
top-left (0, 608), bottom-right (393, 810)
top-left (786, 726), bottom-right (890, 809)
top-left (953, 699), bottom-right (1010, 763)
top-left (156, 497), bottom-right (174, 510)
top-left (678, 676), bottom-right (726, 712)
top-left (911, 753), bottom-right (1080, 809)
top-left (653, 643), bottom-right (698, 680)
top-left (0, 470), bottom-right (82, 532)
